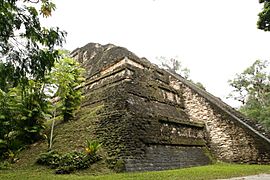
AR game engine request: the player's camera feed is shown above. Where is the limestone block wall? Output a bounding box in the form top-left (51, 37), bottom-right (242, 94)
top-left (182, 86), bottom-right (258, 162)
top-left (168, 75), bottom-right (270, 163)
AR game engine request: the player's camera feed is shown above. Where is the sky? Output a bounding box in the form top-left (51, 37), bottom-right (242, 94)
top-left (43, 0), bottom-right (270, 107)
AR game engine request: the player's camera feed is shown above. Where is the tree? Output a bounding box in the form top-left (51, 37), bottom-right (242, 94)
top-left (228, 60), bottom-right (270, 129)
top-left (156, 56), bottom-right (190, 79)
top-left (0, 80), bottom-right (51, 160)
top-left (228, 60), bottom-right (269, 105)
top-left (0, 0), bottom-right (66, 84)
top-left (0, 62), bottom-right (17, 92)
top-left (0, 54), bottom-right (85, 160)
top-left (258, 0), bottom-right (270, 31)
top-left (0, 0), bottom-right (66, 161)
top-left (49, 55), bottom-right (85, 122)
top-left (157, 56), bottom-right (206, 90)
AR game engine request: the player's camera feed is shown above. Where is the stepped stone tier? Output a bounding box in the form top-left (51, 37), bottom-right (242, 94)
top-left (71, 43), bottom-right (270, 171)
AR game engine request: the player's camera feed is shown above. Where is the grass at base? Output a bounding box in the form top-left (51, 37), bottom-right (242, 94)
top-left (1, 163), bottom-right (270, 180)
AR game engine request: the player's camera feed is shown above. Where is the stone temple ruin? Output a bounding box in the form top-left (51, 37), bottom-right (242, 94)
top-left (71, 43), bottom-right (270, 171)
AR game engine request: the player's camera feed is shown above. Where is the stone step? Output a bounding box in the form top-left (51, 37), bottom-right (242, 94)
top-left (125, 160), bottom-right (209, 171)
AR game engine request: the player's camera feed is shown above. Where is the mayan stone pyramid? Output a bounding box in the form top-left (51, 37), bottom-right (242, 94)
top-left (70, 43), bottom-right (270, 171)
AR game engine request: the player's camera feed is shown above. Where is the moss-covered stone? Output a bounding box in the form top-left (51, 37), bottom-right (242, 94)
top-left (69, 42), bottom-right (270, 172)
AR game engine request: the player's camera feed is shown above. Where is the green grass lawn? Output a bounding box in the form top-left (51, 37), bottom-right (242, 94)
top-left (1, 163), bottom-right (270, 180)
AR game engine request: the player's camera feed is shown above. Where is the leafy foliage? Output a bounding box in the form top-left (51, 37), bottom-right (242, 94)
top-left (0, 160), bottom-right (10, 170)
top-left (36, 150), bottom-right (61, 168)
top-left (0, 0), bottom-right (66, 84)
top-left (0, 0), bottom-right (65, 160)
top-left (0, 80), bottom-right (50, 160)
top-left (49, 55), bottom-right (85, 121)
top-left (157, 56), bottom-right (206, 90)
top-left (157, 56), bottom-right (190, 78)
top-left (228, 60), bottom-right (270, 129)
top-left (36, 148), bottom-right (101, 174)
top-left (0, 62), bottom-right (18, 92)
top-left (85, 140), bottom-right (102, 156)
top-left (0, 0), bottom-right (86, 164)
top-left (258, 0), bottom-right (270, 31)
top-left (0, 54), bottom-right (85, 161)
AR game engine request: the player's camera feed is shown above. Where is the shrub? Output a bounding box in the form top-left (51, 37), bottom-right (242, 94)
top-left (0, 161), bottom-right (10, 170)
top-left (85, 140), bottom-right (101, 156)
top-left (36, 150), bottom-right (101, 174)
top-left (36, 150), bottom-right (61, 168)
top-left (0, 81), bottom-right (50, 160)
top-left (59, 152), bottom-right (85, 168)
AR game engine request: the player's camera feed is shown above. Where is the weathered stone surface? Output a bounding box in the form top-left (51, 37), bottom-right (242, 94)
top-left (71, 43), bottom-right (270, 172)
top-left (168, 74), bottom-right (270, 163)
